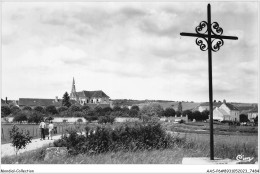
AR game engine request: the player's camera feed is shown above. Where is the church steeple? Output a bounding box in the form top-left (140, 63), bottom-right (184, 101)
top-left (70, 77), bottom-right (77, 101)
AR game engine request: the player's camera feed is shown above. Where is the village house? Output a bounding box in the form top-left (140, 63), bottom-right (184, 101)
top-left (248, 106), bottom-right (258, 122)
top-left (213, 100), bottom-right (240, 122)
top-left (70, 78), bottom-right (110, 107)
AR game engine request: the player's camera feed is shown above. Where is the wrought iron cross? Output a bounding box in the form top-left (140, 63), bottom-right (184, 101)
top-left (180, 4), bottom-right (238, 160)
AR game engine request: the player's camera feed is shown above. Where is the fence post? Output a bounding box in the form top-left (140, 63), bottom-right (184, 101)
top-left (1, 128), bottom-right (4, 140)
top-left (33, 127), bottom-right (34, 137)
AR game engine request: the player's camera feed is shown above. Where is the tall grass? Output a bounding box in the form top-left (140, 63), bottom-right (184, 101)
top-left (2, 122), bottom-right (258, 164)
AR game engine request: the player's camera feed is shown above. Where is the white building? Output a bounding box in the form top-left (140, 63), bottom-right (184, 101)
top-left (213, 100), bottom-right (240, 122)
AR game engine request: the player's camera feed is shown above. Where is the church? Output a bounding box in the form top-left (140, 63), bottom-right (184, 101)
top-left (70, 78), bottom-right (110, 106)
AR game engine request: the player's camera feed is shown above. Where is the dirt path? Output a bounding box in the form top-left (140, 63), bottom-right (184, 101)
top-left (1, 135), bottom-right (62, 158)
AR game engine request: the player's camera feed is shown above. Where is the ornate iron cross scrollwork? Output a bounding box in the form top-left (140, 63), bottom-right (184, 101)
top-left (195, 21), bottom-right (224, 52)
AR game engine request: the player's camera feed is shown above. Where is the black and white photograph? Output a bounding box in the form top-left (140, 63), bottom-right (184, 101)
top-left (1, 0), bottom-right (259, 173)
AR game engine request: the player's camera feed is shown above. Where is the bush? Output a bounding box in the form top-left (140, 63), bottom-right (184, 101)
top-left (9, 125), bottom-right (32, 156)
top-left (22, 106), bottom-right (32, 111)
top-left (77, 118), bottom-right (83, 123)
top-left (57, 106), bottom-right (68, 113)
top-left (45, 105), bottom-right (58, 115)
top-left (33, 106), bottom-right (45, 113)
top-left (164, 108), bottom-right (175, 117)
top-left (54, 122), bottom-right (179, 155)
top-left (13, 111), bottom-right (28, 123)
top-left (1, 106), bottom-right (11, 117)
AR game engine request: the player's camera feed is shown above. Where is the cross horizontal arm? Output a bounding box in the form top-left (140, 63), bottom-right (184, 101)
top-left (180, 32), bottom-right (238, 40)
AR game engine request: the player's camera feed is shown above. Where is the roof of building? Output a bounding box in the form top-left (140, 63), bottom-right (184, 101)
top-left (76, 90), bottom-right (109, 99)
top-left (236, 106), bottom-right (255, 111)
top-left (19, 98), bottom-right (62, 107)
top-left (225, 103), bottom-right (239, 111)
top-left (249, 107), bottom-right (258, 113)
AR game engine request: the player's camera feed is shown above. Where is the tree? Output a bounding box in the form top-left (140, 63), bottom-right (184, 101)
top-left (81, 105), bottom-right (91, 112)
top-left (131, 105), bottom-right (140, 111)
top-left (129, 109), bottom-right (139, 117)
top-left (22, 106), bottom-right (32, 111)
top-left (201, 110), bottom-right (209, 120)
top-left (45, 105), bottom-right (58, 115)
top-left (140, 104), bottom-right (164, 118)
top-left (13, 111), bottom-right (28, 123)
top-left (178, 102), bottom-right (182, 113)
top-left (239, 114), bottom-right (249, 123)
top-left (57, 106), bottom-right (68, 113)
top-left (113, 106), bottom-right (122, 112)
top-left (33, 106), bottom-right (45, 113)
top-left (192, 111), bottom-right (202, 121)
top-left (72, 111), bottom-right (85, 117)
top-left (28, 111), bottom-right (44, 124)
top-left (94, 106), bottom-right (103, 116)
top-left (176, 111), bottom-right (182, 117)
top-left (122, 107), bottom-right (130, 116)
top-left (164, 108), bottom-right (175, 117)
top-left (182, 110), bottom-right (193, 120)
top-left (102, 107), bottom-right (113, 116)
top-left (10, 106), bottom-right (21, 115)
top-left (69, 104), bottom-right (82, 113)
top-left (62, 92), bottom-right (71, 108)
top-left (9, 125), bottom-right (32, 156)
top-left (1, 106), bottom-right (11, 117)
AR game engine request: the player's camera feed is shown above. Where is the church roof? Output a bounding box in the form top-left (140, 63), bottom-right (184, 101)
top-left (76, 90), bottom-right (109, 98)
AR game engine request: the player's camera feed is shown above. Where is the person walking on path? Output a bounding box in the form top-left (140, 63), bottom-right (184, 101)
top-left (39, 120), bottom-right (46, 140)
top-left (48, 121), bottom-right (54, 140)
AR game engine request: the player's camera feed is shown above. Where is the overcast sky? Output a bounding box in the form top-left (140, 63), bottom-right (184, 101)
top-left (1, 1), bottom-right (258, 103)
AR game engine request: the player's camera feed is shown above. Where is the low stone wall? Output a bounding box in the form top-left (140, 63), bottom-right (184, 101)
top-left (160, 116), bottom-right (188, 122)
top-left (52, 117), bottom-right (87, 123)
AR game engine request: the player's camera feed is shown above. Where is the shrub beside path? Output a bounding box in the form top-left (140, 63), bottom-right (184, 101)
top-left (1, 135), bottom-right (62, 158)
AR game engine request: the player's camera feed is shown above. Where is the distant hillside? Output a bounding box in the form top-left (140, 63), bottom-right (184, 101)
top-left (111, 99), bottom-right (200, 111)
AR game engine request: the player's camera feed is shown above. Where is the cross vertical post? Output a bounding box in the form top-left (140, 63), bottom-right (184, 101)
top-left (180, 3), bottom-right (238, 160)
top-left (207, 4), bottom-right (214, 160)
